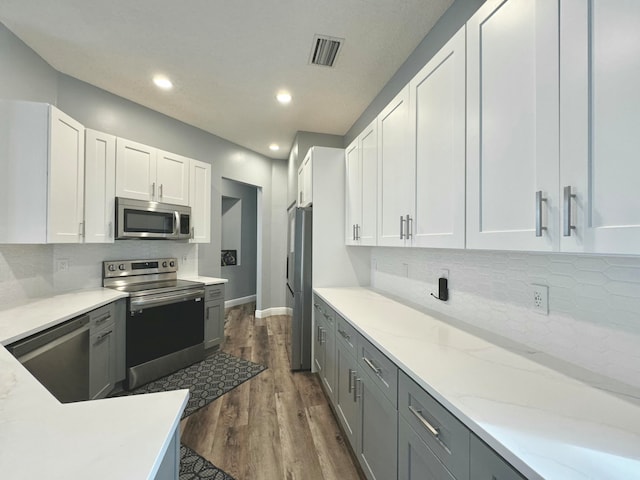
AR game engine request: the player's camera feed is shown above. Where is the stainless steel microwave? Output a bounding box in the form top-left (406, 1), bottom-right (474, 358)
top-left (115, 197), bottom-right (192, 240)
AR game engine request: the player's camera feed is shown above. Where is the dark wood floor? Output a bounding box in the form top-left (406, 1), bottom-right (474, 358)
top-left (180, 304), bottom-right (364, 480)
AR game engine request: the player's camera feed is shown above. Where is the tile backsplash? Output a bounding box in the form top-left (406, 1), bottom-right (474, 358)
top-left (371, 247), bottom-right (640, 390)
top-left (0, 242), bottom-right (197, 307)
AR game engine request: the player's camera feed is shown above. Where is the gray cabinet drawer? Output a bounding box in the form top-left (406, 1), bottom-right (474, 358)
top-left (89, 304), bottom-right (114, 331)
top-left (335, 313), bottom-right (358, 354)
top-left (470, 434), bottom-right (525, 480)
top-left (205, 284), bottom-right (224, 302)
top-left (314, 296), bottom-right (335, 327)
top-left (399, 416), bottom-right (455, 480)
top-left (358, 336), bottom-right (397, 408)
top-left (399, 371), bottom-right (470, 480)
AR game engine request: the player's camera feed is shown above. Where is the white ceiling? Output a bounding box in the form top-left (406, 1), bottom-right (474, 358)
top-left (0, 0), bottom-right (453, 159)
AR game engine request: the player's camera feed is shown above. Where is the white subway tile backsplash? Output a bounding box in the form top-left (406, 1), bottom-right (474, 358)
top-left (372, 247), bottom-right (640, 390)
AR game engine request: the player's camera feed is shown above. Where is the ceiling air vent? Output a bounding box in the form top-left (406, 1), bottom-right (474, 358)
top-left (309, 34), bottom-right (344, 67)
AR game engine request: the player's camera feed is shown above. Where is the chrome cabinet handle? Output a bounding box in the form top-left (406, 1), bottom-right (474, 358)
top-left (321, 328), bottom-right (327, 344)
top-left (159, 183), bottom-right (164, 199)
top-left (563, 186), bottom-right (576, 236)
top-left (108, 221), bottom-right (113, 238)
top-left (362, 356), bottom-right (381, 376)
top-left (408, 405), bottom-right (440, 439)
top-left (353, 377), bottom-right (361, 402)
top-left (338, 328), bottom-right (350, 340)
top-left (356, 224), bottom-right (360, 240)
top-left (79, 222), bottom-right (85, 237)
top-left (399, 216), bottom-right (405, 239)
top-left (406, 214), bottom-right (413, 239)
top-left (317, 325), bottom-right (322, 343)
top-left (152, 182), bottom-right (156, 198)
top-left (94, 313), bottom-right (111, 325)
top-left (352, 224), bottom-right (356, 241)
top-left (348, 368), bottom-right (353, 393)
top-left (94, 330), bottom-right (113, 344)
top-left (535, 190), bottom-right (548, 237)
top-left (191, 227), bottom-right (195, 239)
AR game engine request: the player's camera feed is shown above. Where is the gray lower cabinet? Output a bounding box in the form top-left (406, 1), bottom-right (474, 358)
top-left (470, 434), bottom-right (525, 480)
top-left (204, 284), bottom-right (225, 350)
top-left (399, 416), bottom-right (455, 480)
top-left (89, 299), bottom-right (125, 399)
top-left (313, 301), bottom-right (326, 375)
top-left (313, 297), bottom-right (337, 401)
top-left (357, 367), bottom-right (398, 480)
top-left (335, 338), bottom-right (360, 447)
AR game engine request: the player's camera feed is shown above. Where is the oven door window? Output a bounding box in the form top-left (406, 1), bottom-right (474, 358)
top-left (126, 299), bottom-right (204, 367)
top-left (124, 209), bottom-right (175, 234)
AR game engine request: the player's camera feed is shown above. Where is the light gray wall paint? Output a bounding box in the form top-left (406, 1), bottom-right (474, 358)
top-left (0, 24), bottom-right (57, 103)
top-left (344, 0), bottom-right (486, 145)
top-left (270, 159), bottom-right (288, 309)
top-left (221, 179), bottom-right (257, 302)
top-left (0, 22), bottom-right (288, 310)
top-left (287, 131), bottom-right (344, 208)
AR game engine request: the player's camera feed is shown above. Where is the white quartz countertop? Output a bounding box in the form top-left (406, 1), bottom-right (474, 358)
top-left (0, 289), bottom-right (188, 479)
top-left (314, 287), bottom-right (640, 480)
top-left (179, 275), bottom-right (228, 286)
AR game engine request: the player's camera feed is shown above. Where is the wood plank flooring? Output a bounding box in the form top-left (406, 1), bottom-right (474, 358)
top-left (180, 304), bottom-right (364, 480)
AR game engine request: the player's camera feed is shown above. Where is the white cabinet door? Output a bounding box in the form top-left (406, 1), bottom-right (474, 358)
top-left (560, 0), bottom-right (640, 255)
top-left (467, 0), bottom-right (559, 251)
top-left (84, 129), bottom-right (115, 243)
top-left (345, 139), bottom-right (361, 245)
top-left (115, 138), bottom-right (157, 201)
top-left (359, 120), bottom-right (378, 246)
top-left (411, 27), bottom-right (466, 249)
top-left (157, 150), bottom-right (190, 206)
top-left (378, 85), bottom-right (412, 247)
top-left (47, 106), bottom-right (85, 243)
top-left (189, 159), bottom-right (211, 243)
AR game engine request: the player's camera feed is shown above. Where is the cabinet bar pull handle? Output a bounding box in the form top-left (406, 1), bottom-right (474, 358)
top-left (352, 224), bottom-right (356, 241)
top-left (317, 325), bottom-right (321, 343)
top-left (95, 313), bottom-right (111, 325)
top-left (362, 356), bottom-right (382, 376)
top-left (152, 182), bottom-right (156, 198)
top-left (408, 405), bottom-right (440, 438)
top-left (348, 368), bottom-right (353, 393)
top-left (399, 216), bottom-right (405, 239)
top-left (563, 186), bottom-right (576, 236)
top-left (406, 214), bottom-right (413, 239)
top-left (108, 221), bottom-right (113, 239)
top-left (191, 227), bottom-right (195, 240)
top-left (322, 329), bottom-right (327, 344)
top-left (338, 328), bottom-right (350, 340)
top-left (159, 183), bottom-right (164, 199)
top-left (94, 330), bottom-right (113, 344)
top-left (356, 224), bottom-right (360, 240)
top-left (535, 190), bottom-right (547, 237)
top-left (354, 377), bottom-right (361, 401)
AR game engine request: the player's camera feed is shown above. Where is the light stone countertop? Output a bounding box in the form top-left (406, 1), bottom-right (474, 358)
top-left (314, 287), bottom-right (640, 480)
top-left (0, 288), bottom-right (189, 479)
top-left (179, 275), bottom-right (228, 286)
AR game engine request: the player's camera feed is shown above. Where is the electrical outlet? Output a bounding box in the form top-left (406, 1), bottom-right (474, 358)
top-left (531, 284), bottom-right (549, 315)
top-left (55, 259), bottom-right (69, 273)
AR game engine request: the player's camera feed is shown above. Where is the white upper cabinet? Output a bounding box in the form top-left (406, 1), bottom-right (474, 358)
top-left (378, 85), bottom-right (412, 247)
top-left (0, 101), bottom-right (85, 244)
top-left (345, 119), bottom-right (378, 246)
top-left (84, 129), bottom-right (116, 243)
top-left (466, 0), bottom-right (559, 251)
top-left (157, 150), bottom-right (190, 206)
top-left (189, 159), bottom-right (211, 243)
top-left (115, 139), bottom-right (189, 206)
top-left (298, 150), bottom-right (313, 207)
top-left (48, 107), bottom-right (86, 243)
top-left (560, 0), bottom-right (640, 255)
top-left (410, 26), bottom-right (466, 249)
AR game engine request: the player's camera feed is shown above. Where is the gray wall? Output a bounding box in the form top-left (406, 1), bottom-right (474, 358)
top-left (221, 179), bottom-right (257, 302)
top-left (287, 131), bottom-right (344, 208)
top-left (344, 0), bottom-right (486, 145)
top-left (0, 22), bottom-right (287, 311)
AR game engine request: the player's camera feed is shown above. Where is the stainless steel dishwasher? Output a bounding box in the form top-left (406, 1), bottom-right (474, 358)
top-left (8, 315), bottom-right (90, 403)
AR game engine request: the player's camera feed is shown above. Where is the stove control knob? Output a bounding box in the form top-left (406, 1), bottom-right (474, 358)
top-left (118, 264), bottom-right (126, 271)
top-left (107, 264), bottom-right (116, 272)
top-left (169, 261), bottom-right (176, 267)
top-left (162, 261), bottom-right (168, 268)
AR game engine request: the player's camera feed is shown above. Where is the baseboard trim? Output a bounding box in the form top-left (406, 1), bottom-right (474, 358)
top-left (255, 307), bottom-right (292, 318)
top-left (224, 295), bottom-right (256, 309)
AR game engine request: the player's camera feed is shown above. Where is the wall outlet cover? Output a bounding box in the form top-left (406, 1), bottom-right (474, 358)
top-left (531, 284), bottom-right (549, 315)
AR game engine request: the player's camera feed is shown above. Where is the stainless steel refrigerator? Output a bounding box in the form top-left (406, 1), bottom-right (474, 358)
top-left (286, 206), bottom-right (312, 371)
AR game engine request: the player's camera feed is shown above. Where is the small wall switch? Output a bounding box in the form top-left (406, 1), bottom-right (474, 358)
top-left (55, 259), bottom-right (69, 273)
top-left (531, 284), bottom-right (549, 315)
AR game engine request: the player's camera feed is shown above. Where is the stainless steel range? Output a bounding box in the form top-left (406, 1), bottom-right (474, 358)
top-left (103, 258), bottom-right (205, 389)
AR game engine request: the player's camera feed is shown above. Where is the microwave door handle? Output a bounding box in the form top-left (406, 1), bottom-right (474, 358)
top-left (174, 211), bottom-right (180, 236)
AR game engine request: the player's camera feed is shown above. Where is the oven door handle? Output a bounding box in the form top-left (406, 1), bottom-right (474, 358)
top-left (129, 288), bottom-right (205, 311)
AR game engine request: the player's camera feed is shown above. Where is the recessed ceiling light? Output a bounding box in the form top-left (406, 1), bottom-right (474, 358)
top-left (276, 91), bottom-right (292, 104)
top-left (269, 144), bottom-right (280, 151)
top-left (153, 75), bottom-right (173, 90)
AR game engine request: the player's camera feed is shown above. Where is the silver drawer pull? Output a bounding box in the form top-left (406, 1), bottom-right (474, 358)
top-left (535, 190), bottom-right (547, 237)
top-left (353, 377), bottom-right (361, 402)
top-left (563, 185), bottom-right (577, 236)
top-left (338, 328), bottom-right (350, 340)
top-left (94, 313), bottom-right (111, 325)
top-left (348, 368), bottom-right (353, 393)
top-left (408, 405), bottom-right (440, 438)
top-left (94, 330), bottom-right (113, 344)
top-left (362, 356), bottom-right (381, 376)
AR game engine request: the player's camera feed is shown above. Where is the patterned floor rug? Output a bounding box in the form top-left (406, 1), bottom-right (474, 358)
top-left (120, 351), bottom-right (266, 418)
top-left (180, 444), bottom-right (235, 480)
